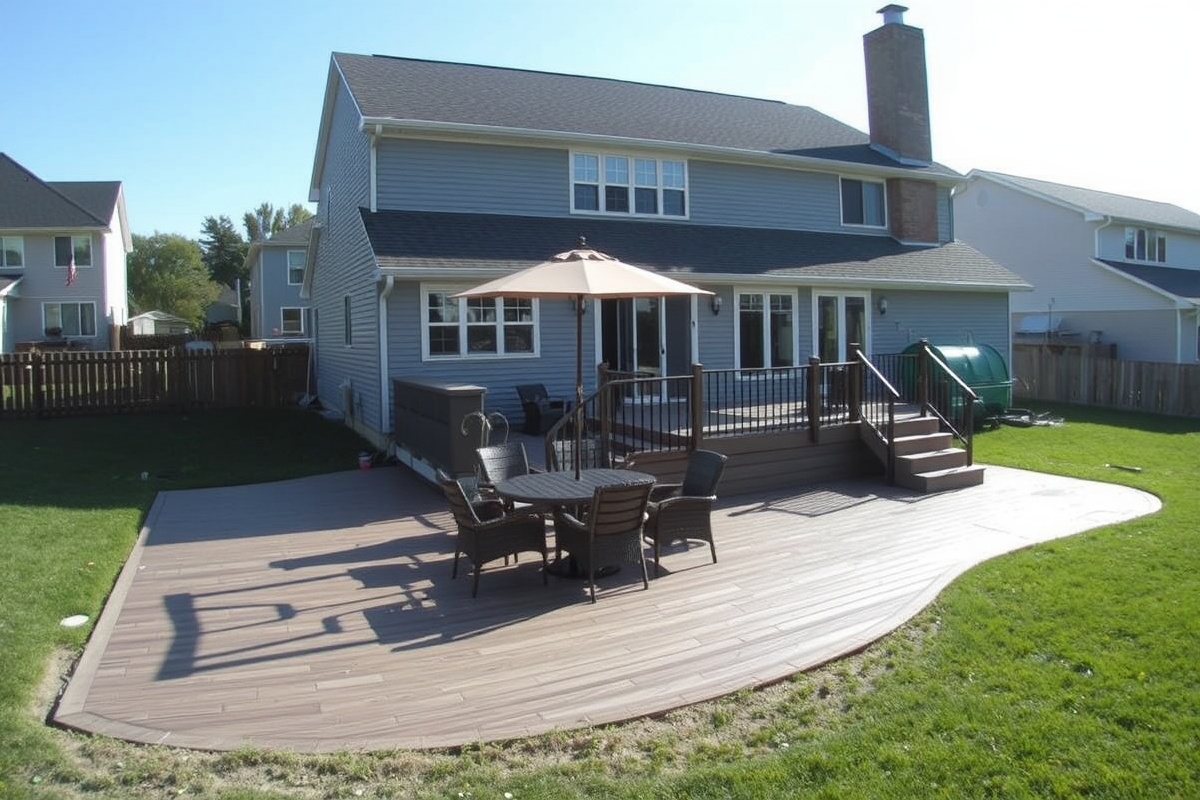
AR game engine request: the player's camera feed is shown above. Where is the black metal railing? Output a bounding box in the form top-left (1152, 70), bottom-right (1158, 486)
top-left (852, 345), bottom-right (899, 483)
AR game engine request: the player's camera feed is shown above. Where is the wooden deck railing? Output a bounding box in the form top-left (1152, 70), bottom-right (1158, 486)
top-left (0, 346), bottom-right (311, 419)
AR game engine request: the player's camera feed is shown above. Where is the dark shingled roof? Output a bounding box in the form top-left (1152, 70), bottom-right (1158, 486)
top-left (977, 171), bottom-right (1200, 232)
top-left (1098, 260), bottom-right (1200, 301)
top-left (332, 54), bottom-right (959, 179)
top-left (0, 153), bottom-right (117, 229)
top-left (265, 217), bottom-right (316, 246)
top-left (360, 209), bottom-right (1028, 290)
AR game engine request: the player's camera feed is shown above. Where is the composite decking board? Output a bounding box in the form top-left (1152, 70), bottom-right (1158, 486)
top-left (53, 465), bottom-right (1160, 752)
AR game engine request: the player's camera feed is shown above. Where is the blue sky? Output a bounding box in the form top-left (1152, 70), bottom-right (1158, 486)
top-left (6, 0), bottom-right (1198, 239)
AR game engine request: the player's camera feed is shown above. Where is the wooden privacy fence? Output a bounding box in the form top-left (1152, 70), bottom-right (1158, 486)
top-left (0, 346), bottom-right (311, 418)
top-left (1012, 344), bottom-right (1200, 418)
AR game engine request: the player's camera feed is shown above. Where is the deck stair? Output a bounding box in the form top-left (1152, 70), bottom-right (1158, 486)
top-left (869, 414), bottom-right (985, 493)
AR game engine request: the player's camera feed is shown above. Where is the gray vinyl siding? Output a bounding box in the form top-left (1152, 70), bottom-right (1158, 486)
top-left (1097, 222), bottom-right (1200, 267)
top-left (257, 246), bottom-right (308, 337)
top-left (2, 230), bottom-right (115, 349)
top-left (376, 139), bottom-right (565, 216)
top-left (870, 290), bottom-right (1011, 358)
top-left (687, 161), bottom-right (851, 232)
top-left (385, 281), bottom-right (583, 427)
top-left (311, 76), bottom-right (382, 437)
top-left (1017, 309), bottom-right (1191, 363)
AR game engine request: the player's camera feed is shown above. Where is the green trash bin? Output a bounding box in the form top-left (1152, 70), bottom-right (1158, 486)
top-left (899, 342), bottom-right (1012, 424)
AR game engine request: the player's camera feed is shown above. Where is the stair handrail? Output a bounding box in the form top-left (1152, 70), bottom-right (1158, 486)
top-left (917, 339), bottom-right (977, 465)
top-left (851, 345), bottom-right (899, 484)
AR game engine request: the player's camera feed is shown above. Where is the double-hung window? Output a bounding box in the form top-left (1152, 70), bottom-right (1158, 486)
top-left (736, 291), bottom-right (796, 369)
top-left (287, 250), bottom-right (306, 284)
top-left (424, 289), bottom-right (535, 359)
top-left (43, 302), bottom-right (96, 337)
top-left (1124, 227), bottom-right (1167, 263)
top-left (572, 152), bottom-right (687, 218)
top-left (0, 236), bottom-right (23, 267)
top-left (840, 178), bottom-right (886, 227)
top-left (54, 235), bottom-right (92, 268)
top-left (281, 307), bottom-right (304, 334)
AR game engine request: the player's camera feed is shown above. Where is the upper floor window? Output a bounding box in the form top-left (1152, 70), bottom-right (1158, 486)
top-left (736, 291), bottom-right (796, 369)
top-left (287, 250), bottom-right (306, 285)
top-left (54, 235), bottom-right (92, 268)
top-left (0, 236), bottom-right (23, 267)
top-left (1124, 227), bottom-right (1167, 263)
top-left (43, 301), bottom-right (96, 337)
top-left (840, 178), bottom-right (886, 228)
top-left (572, 152), bottom-right (687, 218)
top-left (423, 289), bottom-right (536, 359)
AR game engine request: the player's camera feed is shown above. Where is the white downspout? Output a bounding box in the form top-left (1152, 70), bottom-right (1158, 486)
top-left (379, 275), bottom-right (395, 446)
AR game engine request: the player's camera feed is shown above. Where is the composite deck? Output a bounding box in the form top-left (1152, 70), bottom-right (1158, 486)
top-left (54, 463), bottom-right (1159, 752)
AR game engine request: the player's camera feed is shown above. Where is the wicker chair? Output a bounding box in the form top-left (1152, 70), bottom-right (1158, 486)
top-left (476, 441), bottom-right (545, 512)
top-left (437, 470), bottom-right (548, 597)
top-left (515, 383), bottom-right (566, 435)
top-left (553, 482), bottom-right (653, 603)
top-left (643, 449), bottom-right (728, 576)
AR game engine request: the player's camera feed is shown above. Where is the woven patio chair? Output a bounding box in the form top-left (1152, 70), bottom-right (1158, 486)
top-left (553, 481), bottom-right (653, 603)
top-left (643, 449), bottom-right (728, 576)
top-left (515, 383), bottom-right (566, 435)
top-left (476, 441), bottom-right (547, 512)
top-left (437, 470), bottom-right (548, 598)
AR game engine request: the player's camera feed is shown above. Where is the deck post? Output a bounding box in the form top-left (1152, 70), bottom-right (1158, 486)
top-left (918, 338), bottom-right (931, 417)
top-left (690, 362), bottom-right (704, 451)
top-left (807, 356), bottom-right (821, 442)
top-left (848, 342), bottom-right (863, 422)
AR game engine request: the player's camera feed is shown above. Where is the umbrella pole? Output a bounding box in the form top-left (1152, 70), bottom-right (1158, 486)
top-left (575, 295), bottom-right (584, 480)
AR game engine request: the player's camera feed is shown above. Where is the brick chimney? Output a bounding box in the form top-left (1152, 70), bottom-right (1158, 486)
top-left (864, 4), bottom-right (939, 242)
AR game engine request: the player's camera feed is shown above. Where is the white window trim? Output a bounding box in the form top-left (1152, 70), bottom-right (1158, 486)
top-left (420, 285), bottom-right (541, 361)
top-left (570, 150), bottom-right (689, 219)
top-left (54, 235), bottom-right (94, 268)
top-left (811, 290), bottom-right (873, 362)
top-left (0, 235), bottom-right (24, 268)
top-left (1123, 226), bottom-right (1168, 264)
top-left (280, 306), bottom-right (305, 334)
top-left (286, 250), bottom-right (306, 285)
top-left (839, 176), bottom-right (888, 230)
top-left (41, 300), bottom-right (98, 338)
top-left (732, 287), bottom-right (801, 371)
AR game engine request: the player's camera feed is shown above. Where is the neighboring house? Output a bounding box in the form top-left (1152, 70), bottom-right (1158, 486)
top-left (246, 218), bottom-right (315, 340)
top-left (955, 170), bottom-right (1200, 363)
top-left (128, 310), bottom-right (191, 335)
top-left (303, 6), bottom-right (1026, 447)
top-left (205, 283), bottom-right (240, 326)
top-left (0, 153), bottom-right (131, 352)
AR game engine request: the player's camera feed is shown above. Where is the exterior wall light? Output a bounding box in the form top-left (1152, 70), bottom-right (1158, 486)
top-left (877, 296), bottom-right (888, 315)
top-left (710, 294), bottom-right (722, 315)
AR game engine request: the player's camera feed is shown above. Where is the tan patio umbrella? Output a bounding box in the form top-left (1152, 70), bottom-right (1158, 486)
top-left (454, 238), bottom-right (711, 477)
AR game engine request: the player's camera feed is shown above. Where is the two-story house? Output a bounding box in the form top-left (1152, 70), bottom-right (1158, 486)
top-left (303, 6), bottom-right (1026, 447)
top-left (0, 153), bottom-right (131, 353)
top-left (954, 170), bottom-right (1200, 363)
top-left (247, 218), bottom-right (315, 340)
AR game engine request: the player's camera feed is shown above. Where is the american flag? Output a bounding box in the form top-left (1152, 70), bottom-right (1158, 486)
top-left (66, 250), bottom-right (77, 287)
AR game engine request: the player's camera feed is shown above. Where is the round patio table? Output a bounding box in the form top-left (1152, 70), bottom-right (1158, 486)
top-left (494, 468), bottom-right (656, 579)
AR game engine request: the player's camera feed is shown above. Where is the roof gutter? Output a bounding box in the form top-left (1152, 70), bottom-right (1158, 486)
top-left (360, 117), bottom-right (963, 186)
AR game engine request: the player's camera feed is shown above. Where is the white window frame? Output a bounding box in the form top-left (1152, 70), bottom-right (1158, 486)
top-left (812, 291), bottom-right (872, 363)
top-left (54, 235), bottom-right (93, 268)
top-left (280, 307), bottom-right (305, 334)
top-left (732, 288), bottom-right (800, 370)
top-left (420, 286), bottom-right (540, 361)
top-left (42, 301), bottom-right (97, 337)
top-left (839, 177), bottom-right (888, 229)
top-left (0, 235), bottom-right (23, 267)
top-left (570, 150), bottom-right (688, 219)
top-left (1124, 226), bottom-right (1167, 263)
top-left (286, 250), bottom-right (306, 285)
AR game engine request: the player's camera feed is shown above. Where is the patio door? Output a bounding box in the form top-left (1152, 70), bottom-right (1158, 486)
top-left (601, 297), bottom-right (691, 400)
top-left (815, 293), bottom-right (867, 362)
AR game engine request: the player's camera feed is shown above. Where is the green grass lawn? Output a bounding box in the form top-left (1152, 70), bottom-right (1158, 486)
top-left (1, 404), bottom-right (1198, 799)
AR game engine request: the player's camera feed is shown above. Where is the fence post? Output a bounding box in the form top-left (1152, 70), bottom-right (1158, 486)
top-left (691, 362), bottom-right (704, 451)
top-left (32, 352), bottom-right (45, 418)
top-left (807, 356), bottom-right (821, 443)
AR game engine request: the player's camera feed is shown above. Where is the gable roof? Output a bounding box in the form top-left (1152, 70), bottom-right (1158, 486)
top-left (317, 53), bottom-right (960, 192)
top-left (264, 217), bottom-right (316, 246)
top-left (1098, 260), bottom-right (1200, 304)
top-left (359, 209), bottom-right (1028, 291)
top-left (969, 170), bottom-right (1200, 232)
top-left (0, 153), bottom-right (118, 230)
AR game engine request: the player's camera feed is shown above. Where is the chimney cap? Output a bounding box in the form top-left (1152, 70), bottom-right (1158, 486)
top-left (876, 4), bottom-right (909, 24)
